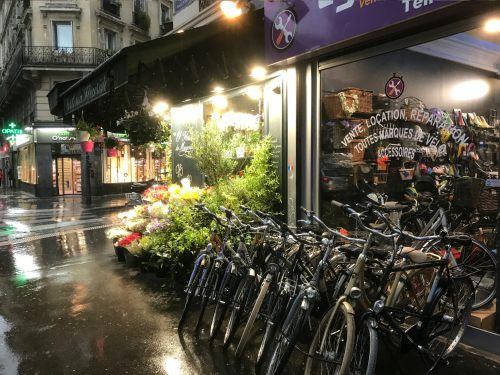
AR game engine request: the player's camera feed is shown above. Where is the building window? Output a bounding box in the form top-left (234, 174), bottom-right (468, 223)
top-left (160, 3), bottom-right (173, 35)
top-left (19, 144), bottom-right (36, 184)
top-left (104, 29), bottom-right (117, 53)
top-left (53, 21), bottom-right (73, 50)
top-left (134, 0), bottom-right (145, 12)
top-left (161, 3), bottom-right (171, 24)
top-left (101, 0), bottom-right (121, 18)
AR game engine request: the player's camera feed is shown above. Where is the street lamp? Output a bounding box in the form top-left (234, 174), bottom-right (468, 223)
top-left (220, 1), bottom-right (249, 18)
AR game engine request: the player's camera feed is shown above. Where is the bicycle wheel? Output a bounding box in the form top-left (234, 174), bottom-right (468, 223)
top-left (209, 271), bottom-right (239, 341)
top-left (304, 301), bottom-right (355, 375)
top-left (424, 276), bottom-right (474, 359)
top-left (264, 296), bottom-right (308, 375)
top-left (224, 275), bottom-right (256, 347)
top-left (179, 263), bottom-right (204, 327)
top-left (426, 238), bottom-right (496, 310)
top-left (196, 264), bottom-right (219, 330)
top-left (256, 290), bottom-right (289, 368)
top-left (350, 317), bottom-right (378, 375)
top-left (235, 274), bottom-right (271, 358)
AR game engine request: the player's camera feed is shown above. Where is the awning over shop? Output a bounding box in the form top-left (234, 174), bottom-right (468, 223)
top-left (52, 9), bottom-right (264, 123)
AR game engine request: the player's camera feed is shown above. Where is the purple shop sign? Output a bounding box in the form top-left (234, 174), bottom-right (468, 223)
top-left (265, 0), bottom-right (459, 64)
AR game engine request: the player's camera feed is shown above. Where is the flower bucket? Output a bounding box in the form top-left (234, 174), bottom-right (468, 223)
top-left (107, 148), bottom-right (118, 157)
top-left (77, 130), bottom-right (90, 142)
top-left (124, 249), bottom-right (139, 267)
top-left (80, 140), bottom-right (94, 153)
top-left (114, 246), bottom-right (126, 262)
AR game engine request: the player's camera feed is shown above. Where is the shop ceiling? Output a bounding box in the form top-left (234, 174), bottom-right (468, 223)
top-left (52, 9), bottom-right (264, 129)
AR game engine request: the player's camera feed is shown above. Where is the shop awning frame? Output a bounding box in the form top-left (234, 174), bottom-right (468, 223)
top-left (55, 10), bottom-right (264, 118)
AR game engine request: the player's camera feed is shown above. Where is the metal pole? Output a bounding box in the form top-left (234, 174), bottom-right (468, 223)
top-left (85, 151), bottom-right (92, 205)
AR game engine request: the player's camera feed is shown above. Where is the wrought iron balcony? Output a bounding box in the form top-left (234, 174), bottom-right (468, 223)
top-left (22, 46), bottom-right (109, 67)
top-left (200, 0), bottom-right (218, 11)
top-left (0, 47), bottom-right (109, 106)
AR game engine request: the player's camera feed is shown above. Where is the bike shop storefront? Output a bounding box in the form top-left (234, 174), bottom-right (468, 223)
top-left (266, 1), bottom-right (500, 353)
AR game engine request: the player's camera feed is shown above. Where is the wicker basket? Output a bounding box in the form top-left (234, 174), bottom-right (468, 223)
top-left (349, 139), bottom-right (365, 162)
top-left (478, 187), bottom-right (499, 213)
top-left (343, 88), bottom-right (373, 114)
top-left (323, 88), bottom-right (373, 120)
top-left (349, 119), bottom-right (369, 138)
top-left (402, 97), bottom-right (426, 123)
top-left (453, 178), bottom-right (484, 209)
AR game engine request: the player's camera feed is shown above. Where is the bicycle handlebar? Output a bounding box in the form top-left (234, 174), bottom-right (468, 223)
top-left (300, 206), bottom-right (366, 243)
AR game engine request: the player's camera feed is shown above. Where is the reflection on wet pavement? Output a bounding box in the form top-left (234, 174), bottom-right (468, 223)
top-left (0, 193), bottom-right (498, 374)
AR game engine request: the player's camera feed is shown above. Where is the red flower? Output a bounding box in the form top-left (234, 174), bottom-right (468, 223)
top-left (116, 232), bottom-right (142, 247)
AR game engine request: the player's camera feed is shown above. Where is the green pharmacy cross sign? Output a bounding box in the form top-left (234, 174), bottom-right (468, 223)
top-left (1, 122), bottom-right (23, 143)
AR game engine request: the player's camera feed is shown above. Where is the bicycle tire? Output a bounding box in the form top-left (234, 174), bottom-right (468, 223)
top-left (256, 291), bottom-right (289, 368)
top-left (209, 271), bottom-right (238, 341)
top-left (179, 263), bottom-right (204, 327)
top-left (224, 275), bottom-right (255, 347)
top-left (424, 276), bottom-right (474, 359)
top-left (264, 296), bottom-right (308, 375)
top-left (235, 275), bottom-right (271, 358)
top-left (196, 264), bottom-right (219, 331)
top-left (304, 301), bottom-right (355, 375)
top-left (426, 238), bottom-right (496, 309)
top-left (350, 317), bottom-right (378, 375)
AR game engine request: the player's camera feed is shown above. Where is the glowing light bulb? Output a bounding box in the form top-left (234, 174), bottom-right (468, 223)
top-left (220, 1), bottom-right (243, 18)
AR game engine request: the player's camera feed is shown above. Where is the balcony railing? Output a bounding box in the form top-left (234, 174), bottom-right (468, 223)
top-left (199, 0), bottom-right (218, 12)
top-left (101, 0), bottom-right (120, 18)
top-left (0, 47), bottom-right (109, 105)
top-left (22, 46), bottom-right (109, 66)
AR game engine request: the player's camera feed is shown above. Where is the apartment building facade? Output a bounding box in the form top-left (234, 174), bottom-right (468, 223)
top-left (0, 0), bottom-right (171, 195)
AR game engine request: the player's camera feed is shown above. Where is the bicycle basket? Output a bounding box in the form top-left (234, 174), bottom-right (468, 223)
top-left (453, 178), bottom-right (484, 209)
top-left (478, 186), bottom-right (499, 213)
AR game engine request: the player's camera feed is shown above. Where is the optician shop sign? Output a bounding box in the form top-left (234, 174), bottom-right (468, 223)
top-left (265, 0), bottom-right (458, 64)
top-left (35, 128), bottom-right (77, 144)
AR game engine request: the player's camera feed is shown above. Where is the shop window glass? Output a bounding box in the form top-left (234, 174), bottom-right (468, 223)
top-left (319, 24), bottom-right (499, 334)
top-left (19, 144), bottom-right (36, 184)
top-left (103, 145), bottom-right (168, 183)
top-left (320, 26), bottom-right (499, 226)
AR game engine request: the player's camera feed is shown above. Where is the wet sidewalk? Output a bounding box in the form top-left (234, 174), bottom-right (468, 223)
top-left (0, 194), bottom-right (499, 374)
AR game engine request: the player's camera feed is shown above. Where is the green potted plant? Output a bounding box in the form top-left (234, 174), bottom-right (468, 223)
top-left (76, 119), bottom-right (100, 152)
top-left (104, 136), bottom-right (123, 157)
top-left (118, 109), bottom-right (168, 146)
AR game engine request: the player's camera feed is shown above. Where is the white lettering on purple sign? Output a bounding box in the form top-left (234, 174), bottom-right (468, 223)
top-left (402, 0), bottom-right (434, 13)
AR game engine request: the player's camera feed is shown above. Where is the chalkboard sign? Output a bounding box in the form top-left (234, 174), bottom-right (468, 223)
top-left (171, 103), bottom-right (204, 187)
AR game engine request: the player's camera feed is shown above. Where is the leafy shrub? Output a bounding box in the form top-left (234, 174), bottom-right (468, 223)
top-left (140, 204), bottom-right (210, 269)
top-left (202, 136), bottom-right (282, 213)
top-left (118, 109), bottom-right (168, 146)
top-left (190, 122), bottom-right (237, 186)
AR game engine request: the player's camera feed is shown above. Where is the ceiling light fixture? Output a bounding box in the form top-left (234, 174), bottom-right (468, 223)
top-left (484, 18), bottom-right (500, 33)
top-left (250, 66), bottom-right (267, 80)
top-left (152, 101), bottom-right (169, 115)
top-left (212, 86), bottom-right (225, 94)
top-left (451, 79), bottom-right (490, 101)
top-left (220, 1), bottom-right (247, 19)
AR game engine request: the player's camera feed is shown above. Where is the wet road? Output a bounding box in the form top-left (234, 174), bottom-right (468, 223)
top-left (0, 191), bottom-right (499, 374)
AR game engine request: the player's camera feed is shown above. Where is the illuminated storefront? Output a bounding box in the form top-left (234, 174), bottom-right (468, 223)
top-left (265, 0), bottom-right (499, 351)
